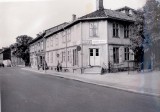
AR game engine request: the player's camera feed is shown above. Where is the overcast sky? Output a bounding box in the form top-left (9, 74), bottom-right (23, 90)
top-left (0, 0), bottom-right (146, 49)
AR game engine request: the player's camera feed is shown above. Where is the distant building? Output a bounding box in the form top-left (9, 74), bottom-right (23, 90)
top-left (0, 47), bottom-right (11, 66)
top-left (29, 0), bottom-right (136, 73)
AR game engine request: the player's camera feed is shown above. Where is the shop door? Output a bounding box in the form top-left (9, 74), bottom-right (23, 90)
top-left (89, 48), bottom-right (100, 66)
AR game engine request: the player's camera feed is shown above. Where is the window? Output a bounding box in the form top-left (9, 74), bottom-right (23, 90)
top-left (68, 51), bottom-right (70, 61)
top-left (124, 47), bottom-right (129, 61)
top-left (62, 31), bottom-right (66, 43)
top-left (124, 25), bottom-right (129, 38)
top-left (41, 41), bottom-right (43, 50)
top-left (113, 47), bottom-right (119, 64)
top-left (51, 37), bottom-right (53, 47)
top-left (51, 51), bottom-right (53, 63)
top-left (113, 23), bottom-right (119, 37)
top-left (89, 22), bottom-right (98, 37)
top-left (90, 49), bottom-right (93, 56)
top-left (96, 49), bottom-right (99, 56)
top-left (47, 52), bottom-right (49, 63)
top-left (67, 29), bottom-right (71, 42)
top-left (62, 51), bottom-right (65, 62)
top-left (56, 35), bottom-right (58, 46)
top-left (73, 49), bottom-right (78, 66)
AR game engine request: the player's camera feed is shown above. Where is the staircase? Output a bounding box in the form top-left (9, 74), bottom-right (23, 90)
top-left (83, 66), bottom-right (102, 74)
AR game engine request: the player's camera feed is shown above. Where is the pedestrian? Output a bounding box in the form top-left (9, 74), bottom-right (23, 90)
top-left (57, 62), bottom-right (60, 72)
top-left (59, 63), bottom-right (62, 72)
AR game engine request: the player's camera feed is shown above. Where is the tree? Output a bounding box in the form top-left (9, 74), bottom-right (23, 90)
top-left (11, 35), bottom-right (33, 66)
top-left (130, 9), bottom-right (145, 69)
top-left (143, 0), bottom-right (160, 69)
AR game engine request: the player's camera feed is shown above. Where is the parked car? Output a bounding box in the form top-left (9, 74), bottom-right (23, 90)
top-left (3, 60), bottom-right (11, 67)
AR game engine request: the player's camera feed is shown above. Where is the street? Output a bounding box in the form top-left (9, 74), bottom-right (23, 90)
top-left (1, 67), bottom-right (160, 112)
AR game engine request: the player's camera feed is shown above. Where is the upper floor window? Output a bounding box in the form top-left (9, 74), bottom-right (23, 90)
top-left (62, 51), bottom-right (66, 62)
top-left (41, 41), bottom-right (43, 50)
top-left (124, 25), bottom-right (129, 38)
top-left (50, 37), bottom-right (53, 47)
top-left (67, 29), bottom-right (71, 42)
top-left (46, 39), bottom-right (49, 48)
top-left (62, 31), bottom-right (66, 43)
top-left (56, 35), bottom-right (59, 46)
top-left (113, 23), bottom-right (119, 37)
top-left (89, 22), bottom-right (98, 37)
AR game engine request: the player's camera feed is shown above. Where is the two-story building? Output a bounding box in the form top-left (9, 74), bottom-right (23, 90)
top-left (29, 32), bottom-right (46, 69)
top-left (29, 0), bottom-right (136, 73)
top-left (29, 22), bottom-right (68, 69)
top-left (44, 0), bottom-right (135, 73)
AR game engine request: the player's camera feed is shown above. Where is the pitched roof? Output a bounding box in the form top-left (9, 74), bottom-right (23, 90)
top-left (29, 22), bottom-right (69, 44)
top-left (79, 8), bottom-right (135, 22)
top-left (44, 22), bottom-right (69, 38)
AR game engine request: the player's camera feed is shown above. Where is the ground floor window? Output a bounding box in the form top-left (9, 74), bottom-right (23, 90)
top-left (73, 49), bottom-right (78, 66)
top-left (124, 47), bottom-right (129, 61)
top-left (113, 47), bottom-right (119, 64)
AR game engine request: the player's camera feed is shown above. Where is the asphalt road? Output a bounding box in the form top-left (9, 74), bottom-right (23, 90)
top-left (1, 67), bottom-right (160, 112)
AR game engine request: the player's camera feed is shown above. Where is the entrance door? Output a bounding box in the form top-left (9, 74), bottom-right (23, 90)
top-left (89, 48), bottom-right (100, 66)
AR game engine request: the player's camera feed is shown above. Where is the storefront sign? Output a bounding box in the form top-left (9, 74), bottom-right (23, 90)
top-left (92, 40), bottom-right (107, 45)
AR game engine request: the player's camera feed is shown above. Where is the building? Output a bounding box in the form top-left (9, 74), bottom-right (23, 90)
top-left (30, 0), bottom-right (136, 73)
top-left (29, 32), bottom-right (46, 69)
top-left (29, 22), bottom-right (69, 69)
top-left (43, 0), bottom-right (135, 73)
top-left (0, 47), bottom-right (11, 67)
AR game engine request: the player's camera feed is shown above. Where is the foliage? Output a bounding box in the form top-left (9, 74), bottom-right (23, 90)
top-left (10, 35), bottom-right (33, 66)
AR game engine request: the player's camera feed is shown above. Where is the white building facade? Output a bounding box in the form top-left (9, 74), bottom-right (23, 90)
top-left (30, 0), bottom-right (136, 73)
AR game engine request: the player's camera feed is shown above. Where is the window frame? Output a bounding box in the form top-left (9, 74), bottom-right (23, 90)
top-left (113, 47), bottom-right (119, 64)
top-left (124, 47), bottom-right (130, 61)
top-left (113, 23), bottom-right (119, 38)
top-left (124, 25), bottom-right (129, 38)
top-left (89, 22), bottom-right (99, 37)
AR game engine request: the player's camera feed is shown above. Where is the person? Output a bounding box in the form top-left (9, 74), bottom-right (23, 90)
top-left (57, 62), bottom-right (60, 72)
top-left (59, 63), bottom-right (62, 72)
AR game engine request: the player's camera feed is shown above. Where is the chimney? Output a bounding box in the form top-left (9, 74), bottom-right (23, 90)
top-left (96, 0), bottom-right (104, 10)
top-left (72, 14), bottom-right (76, 21)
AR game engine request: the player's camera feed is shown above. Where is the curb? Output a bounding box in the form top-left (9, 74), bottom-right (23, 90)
top-left (22, 68), bottom-right (160, 97)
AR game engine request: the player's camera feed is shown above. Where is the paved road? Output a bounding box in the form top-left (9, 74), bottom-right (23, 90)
top-left (1, 67), bottom-right (160, 112)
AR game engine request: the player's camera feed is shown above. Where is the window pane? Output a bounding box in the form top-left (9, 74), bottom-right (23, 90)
top-left (96, 49), bottom-right (99, 56)
top-left (90, 49), bottom-right (93, 56)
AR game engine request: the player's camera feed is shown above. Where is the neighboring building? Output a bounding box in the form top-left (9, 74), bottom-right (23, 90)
top-left (43, 0), bottom-right (135, 73)
top-left (29, 32), bottom-right (45, 69)
top-left (0, 47), bottom-right (11, 66)
top-left (29, 22), bottom-right (69, 70)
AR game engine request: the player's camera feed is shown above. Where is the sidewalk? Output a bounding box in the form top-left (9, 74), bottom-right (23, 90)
top-left (22, 67), bottom-right (160, 97)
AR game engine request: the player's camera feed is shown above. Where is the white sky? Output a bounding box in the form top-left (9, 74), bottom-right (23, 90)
top-left (0, 0), bottom-right (146, 49)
